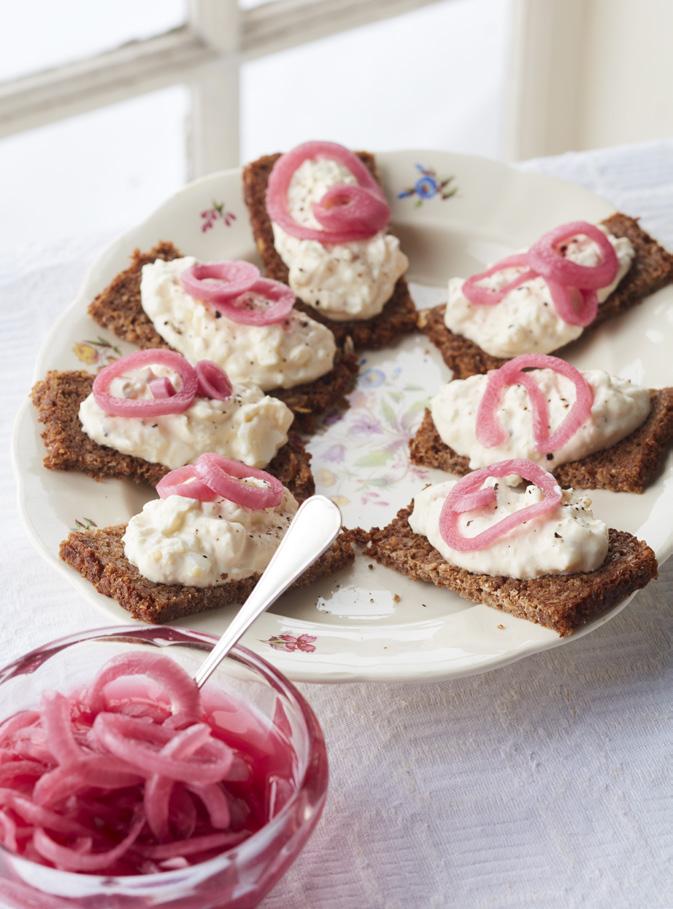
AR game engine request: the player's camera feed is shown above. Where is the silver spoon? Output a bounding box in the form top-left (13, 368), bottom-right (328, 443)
top-left (193, 495), bottom-right (342, 688)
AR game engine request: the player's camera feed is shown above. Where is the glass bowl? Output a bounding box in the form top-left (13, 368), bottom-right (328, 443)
top-left (0, 626), bottom-right (328, 909)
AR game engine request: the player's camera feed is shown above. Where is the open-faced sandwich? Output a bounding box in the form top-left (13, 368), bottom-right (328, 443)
top-left (410, 354), bottom-right (673, 493)
top-left (421, 217), bottom-right (673, 377)
top-left (88, 251), bottom-right (358, 430)
top-left (60, 455), bottom-right (354, 622)
top-left (243, 140), bottom-right (417, 349)
top-left (355, 458), bottom-right (657, 635)
top-left (32, 349), bottom-right (315, 500)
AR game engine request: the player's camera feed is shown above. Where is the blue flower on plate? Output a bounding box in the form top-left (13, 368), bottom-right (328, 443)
top-left (398, 165), bottom-right (457, 206)
top-left (414, 174), bottom-right (438, 199)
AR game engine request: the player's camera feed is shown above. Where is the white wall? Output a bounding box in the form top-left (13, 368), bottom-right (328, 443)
top-left (578, 0), bottom-right (673, 150)
top-left (506, 0), bottom-right (673, 158)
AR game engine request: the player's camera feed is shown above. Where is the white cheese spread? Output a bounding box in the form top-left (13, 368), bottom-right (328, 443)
top-left (409, 478), bottom-right (608, 579)
top-left (140, 257), bottom-right (336, 391)
top-left (271, 157), bottom-right (408, 321)
top-left (123, 486), bottom-right (298, 586)
top-left (430, 368), bottom-right (651, 470)
top-left (79, 366), bottom-right (293, 469)
top-left (444, 229), bottom-right (635, 357)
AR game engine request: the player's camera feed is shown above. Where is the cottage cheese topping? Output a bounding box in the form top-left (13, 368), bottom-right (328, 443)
top-left (141, 257), bottom-right (336, 390)
top-left (123, 486), bottom-right (298, 586)
top-left (444, 229), bottom-right (635, 357)
top-left (431, 368), bottom-right (651, 470)
top-left (271, 157), bottom-right (408, 321)
top-left (409, 479), bottom-right (608, 579)
top-left (79, 367), bottom-right (293, 469)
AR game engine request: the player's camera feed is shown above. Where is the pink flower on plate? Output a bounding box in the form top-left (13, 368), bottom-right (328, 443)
top-left (265, 633), bottom-right (317, 653)
top-left (200, 201), bottom-right (237, 232)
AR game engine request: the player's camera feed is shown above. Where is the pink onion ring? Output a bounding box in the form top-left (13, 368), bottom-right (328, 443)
top-left (462, 221), bottom-right (620, 329)
top-left (194, 454), bottom-right (284, 510)
top-left (88, 652), bottom-right (201, 726)
top-left (527, 220), bottom-right (619, 289)
top-left (439, 459), bottom-right (562, 552)
top-left (33, 814), bottom-right (145, 872)
top-left (547, 280), bottom-right (599, 327)
top-left (144, 726), bottom-right (217, 840)
top-left (149, 377), bottom-right (176, 399)
top-left (462, 254), bottom-right (535, 307)
top-left (209, 277), bottom-right (295, 326)
top-left (156, 465), bottom-right (219, 502)
top-left (266, 140), bottom-right (390, 244)
top-left (93, 715), bottom-right (233, 784)
top-left (180, 261), bottom-right (260, 304)
top-left (195, 361), bottom-right (233, 400)
top-left (476, 354), bottom-right (594, 454)
top-left (93, 350), bottom-right (198, 418)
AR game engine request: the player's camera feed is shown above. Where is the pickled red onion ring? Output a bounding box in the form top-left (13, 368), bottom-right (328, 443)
top-left (93, 350), bottom-right (198, 418)
top-left (527, 220), bottom-right (619, 289)
top-left (462, 254), bottom-right (535, 306)
top-left (180, 260), bottom-right (260, 304)
top-left (144, 727), bottom-right (223, 840)
top-left (33, 814), bottom-right (145, 872)
top-left (94, 715), bottom-right (234, 784)
top-left (312, 184), bottom-right (390, 239)
top-left (194, 453), bottom-right (284, 510)
top-left (156, 465), bottom-right (219, 502)
top-left (266, 140), bottom-right (390, 244)
top-left (547, 280), bottom-right (599, 327)
top-left (476, 354), bottom-right (594, 454)
top-left (148, 377), bottom-right (176, 399)
top-left (195, 360), bottom-right (233, 400)
top-left (209, 278), bottom-right (295, 326)
top-left (462, 220), bottom-right (620, 329)
top-left (439, 459), bottom-right (562, 552)
top-left (136, 831), bottom-right (246, 860)
top-left (88, 652), bottom-right (201, 726)
top-left (41, 692), bottom-right (81, 764)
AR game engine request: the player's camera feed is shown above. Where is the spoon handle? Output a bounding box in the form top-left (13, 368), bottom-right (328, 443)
top-left (193, 495), bottom-right (342, 688)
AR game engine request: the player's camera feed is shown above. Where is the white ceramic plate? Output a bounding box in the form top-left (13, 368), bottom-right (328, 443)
top-left (13, 151), bottom-right (673, 683)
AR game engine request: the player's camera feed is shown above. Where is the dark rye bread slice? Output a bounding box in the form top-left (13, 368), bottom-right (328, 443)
top-left (60, 525), bottom-right (354, 623)
top-left (242, 151), bottom-right (418, 349)
top-left (420, 214), bottom-right (673, 378)
top-left (410, 386), bottom-right (673, 493)
top-left (354, 506), bottom-right (657, 636)
top-left (87, 241), bottom-right (358, 432)
top-left (31, 370), bottom-right (315, 501)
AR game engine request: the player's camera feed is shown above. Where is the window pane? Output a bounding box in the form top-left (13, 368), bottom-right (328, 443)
top-left (0, 87), bottom-right (188, 250)
top-left (0, 1), bottom-right (186, 81)
top-left (241, 0), bottom-right (510, 160)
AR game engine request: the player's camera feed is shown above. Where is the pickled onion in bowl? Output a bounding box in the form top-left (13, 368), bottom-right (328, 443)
top-left (0, 628), bottom-right (328, 907)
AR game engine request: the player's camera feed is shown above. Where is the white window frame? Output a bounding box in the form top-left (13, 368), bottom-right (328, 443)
top-left (0, 0), bottom-right (444, 175)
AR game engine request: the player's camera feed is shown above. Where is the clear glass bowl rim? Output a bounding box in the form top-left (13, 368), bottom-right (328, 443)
top-left (0, 624), bottom-right (328, 888)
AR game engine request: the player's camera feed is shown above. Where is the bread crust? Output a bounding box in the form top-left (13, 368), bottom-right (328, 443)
top-left (60, 525), bottom-right (354, 623)
top-left (354, 508), bottom-right (657, 636)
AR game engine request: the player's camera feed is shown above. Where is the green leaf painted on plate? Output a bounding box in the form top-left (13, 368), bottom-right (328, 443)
top-left (354, 450), bottom-right (392, 468)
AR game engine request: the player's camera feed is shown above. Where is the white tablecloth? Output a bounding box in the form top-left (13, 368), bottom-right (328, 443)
top-left (2, 140), bottom-right (673, 909)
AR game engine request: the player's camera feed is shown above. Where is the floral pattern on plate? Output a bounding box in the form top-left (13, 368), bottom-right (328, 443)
top-left (200, 201), bottom-right (237, 232)
top-left (72, 336), bottom-right (121, 367)
top-left (398, 165), bottom-right (457, 205)
top-left (308, 338), bottom-right (444, 525)
top-left (264, 633), bottom-right (317, 653)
